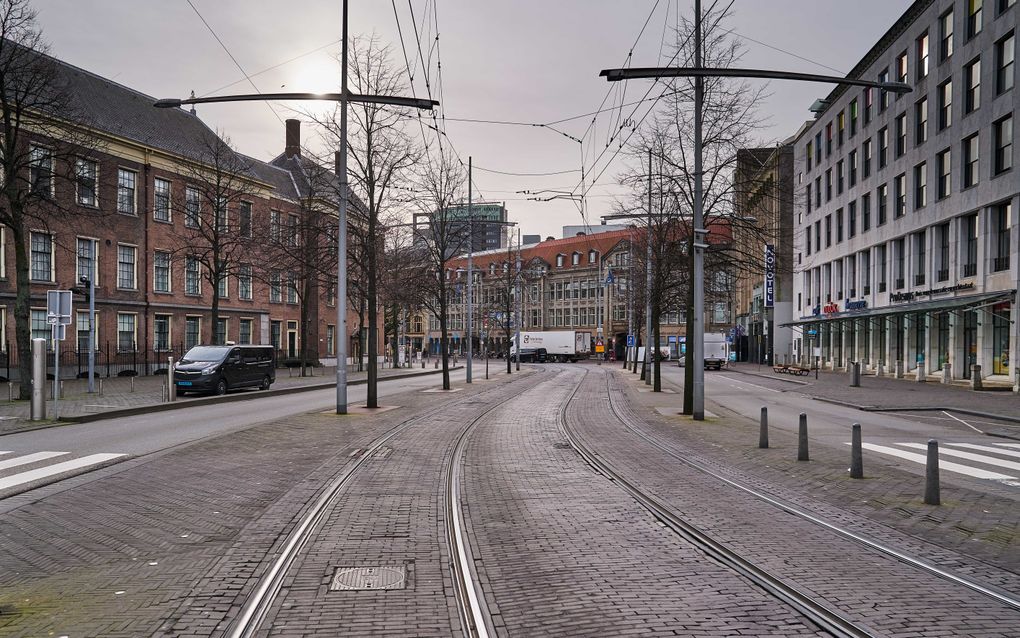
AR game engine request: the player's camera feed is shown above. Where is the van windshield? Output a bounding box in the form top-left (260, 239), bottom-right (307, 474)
top-left (181, 346), bottom-right (229, 363)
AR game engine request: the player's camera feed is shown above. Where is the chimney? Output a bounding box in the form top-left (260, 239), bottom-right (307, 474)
top-left (285, 119), bottom-right (301, 158)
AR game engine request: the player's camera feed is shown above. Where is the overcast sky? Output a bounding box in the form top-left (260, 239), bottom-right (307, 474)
top-left (38, 0), bottom-right (911, 239)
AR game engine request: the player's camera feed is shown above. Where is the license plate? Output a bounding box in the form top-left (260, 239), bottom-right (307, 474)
top-left (177, 381), bottom-right (193, 386)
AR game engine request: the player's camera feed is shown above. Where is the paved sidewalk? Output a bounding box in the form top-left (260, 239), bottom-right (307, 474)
top-left (0, 363), bottom-right (450, 433)
top-left (725, 361), bottom-right (1020, 421)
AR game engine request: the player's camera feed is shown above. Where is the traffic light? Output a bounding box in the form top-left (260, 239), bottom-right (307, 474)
top-left (74, 277), bottom-right (90, 302)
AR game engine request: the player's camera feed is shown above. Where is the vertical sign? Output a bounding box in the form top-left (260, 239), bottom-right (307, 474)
top-left (764, 244), bottom-right (775, 308)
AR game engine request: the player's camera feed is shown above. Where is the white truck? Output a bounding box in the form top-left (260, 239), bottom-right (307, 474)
top-left (703, 333), bottom-right (729, 370)
top-left (510, 331), bottom-right (591, 363)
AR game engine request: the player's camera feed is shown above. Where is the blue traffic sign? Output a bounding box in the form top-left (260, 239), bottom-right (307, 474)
top-left (626, 334), bottom-right (635, 347)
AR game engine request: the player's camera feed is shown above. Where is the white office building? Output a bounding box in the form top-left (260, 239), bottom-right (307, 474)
top-left (789, 0), bottom-right (1017, 387)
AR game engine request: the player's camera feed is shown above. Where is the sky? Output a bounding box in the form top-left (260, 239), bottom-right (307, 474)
top-left (37, 0), bottom-right (912, 240)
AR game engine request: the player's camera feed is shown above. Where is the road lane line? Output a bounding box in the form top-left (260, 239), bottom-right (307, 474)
top-left (0, 451), bottom-right (68, 471)
top-left (997, 443), bottom-right (1020, 449)
top-left (941, 410), bottom-right (983, 434)
top-left (946, 443), bottom-right (1020, 459)
top-left (896, 442), bottom-right (1020, 472)
top-left (856, 443), bottom-right (1015, 480)
top-left (717, 374), bottom-right (782, 393)
top-left (0, 453), bottom-right (124, 492)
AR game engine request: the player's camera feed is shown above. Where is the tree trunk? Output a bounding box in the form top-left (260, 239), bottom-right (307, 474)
top-left (299, 287), bottom-right (310, 377)
top-left (632, 321), bottom-right (641, 374)
top-left (653, 301), bottom-right (662, 393)
top-left (439, 294), bottom-right (450, 390)
top-left (13, 225), bottom-right (32, 400)
top-left (358, 294), bottom-right (366, 372)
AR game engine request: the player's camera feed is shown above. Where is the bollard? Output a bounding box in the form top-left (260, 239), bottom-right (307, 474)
top-left (130, 376), bottom-right (135, 393)
top-left (758, 407), bottom-right (769, 449)
top-left (167, 356), bottom-right (177, 402)
top-left (99, 378), bottom-right (104, 398)
top-left (915, 362), bottom-right (925, 382)
top-left (850, 423), bottom-right (864, 479)
top-left (894, 360), bottom-right (904, 379)
top-left (31, 338), bottom-right (45, 420)
top-left (160, 382), bottom-right (166, 403)
top-left (434, 358), bottom-right (439, 369)
top-left (7, 382), bottom-right (12, 403)
top-left (924, 439), bottom-right (941, 505)
top-left (797, 413), bottom-right (809, 461)
top-left (875, 363), bottom-right (884, 377)
top-left (970, 364), bottom-right (982, 391)
top-left (850, 361), bottom-right (861, 387)
top-left (941, 362), bottom-right (952, 384)
top-left (59, 380), bottom-right (64, 399)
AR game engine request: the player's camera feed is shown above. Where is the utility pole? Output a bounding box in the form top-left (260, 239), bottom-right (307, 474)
top-left (625, 237), bottom-right (632, 369)
top-left (87, 239), bottom-right (96, 393)
top-left (515, 227), bottom-right (522, 372)
top-left (645, 148), bottom-right (653, 387)
top-left (466, 157), bottom-right (473, 383)
top-left (691, 0), bottom-right (705, 417)
top-left (335, 0), bottom-right (350, 414)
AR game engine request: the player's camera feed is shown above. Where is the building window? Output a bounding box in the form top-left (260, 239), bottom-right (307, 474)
top-left (286, 272), bottom-right (298, 304)
top-left (154, 178), bottom-right (171, 222)
top-left (836, 209), bottom-right (844, 243)
top-left (75, 158), bottom-right (98, 207)
top-left (185, 186), bottom-right (201, 228)
top-left (848, 201), bottom-right (857, 238)
top-left (894, 238), bottom-right (906, 290)
top-left (76, 237), bottom-right (96, 284)
top-left (185, 256), bottom-right (201, 295)
top-left (826, 121), bottom-right (833, 155)
top-left (914, 231), bottom-right (927, 286)
top-left (117, 244), bottom-right (136, 290)
top-left (117, 169), bottom-right (136, 214)
top-left (964, 57), bottom-right (981, 113)
top-left (806, 184), bottom-right (812, 213)
top-left (825, 215), bottom-right (832, 247)
top-left (877, 184), bottom-right (888, 226)
top-left (915, 97), bottom-right (928, 145)
top-left (571, 252), bottom-right (580, 266)
top-left (216, 198), bottom-right (230, 233)
top-left (117, 313), bottom-right (136, 352)
top-left (848, 150), bottom-right (857, 187)
top-left (185, 316), bottom-right (201, 349)
top-left (239, 264), bottom-right (253, 300)
top-left (217, 264), bottom-right (228, 299)
top-left (994, 115), bottom-right (1013, 175)
top-left (270, 271), bottom-right (282, 303)
top-left (29, 146), bottom-right (52, 197)
top-left (940, 8), bottom-right (954, 61)
top-left (239, 201), bottom-right (253, 238)
top-left (806, 141), bottom-right (813, 171)
top-left (814, 176), bottom-right (821, 208)
top-left (861, 249), bottom-right (871, 294)
top-left (825, 169), bottom-right (832, 201)
top-left (30, 231), bottom-right (52, 281)
top-left (878, 127), bottom-right (888, 168)
top-left (878, 68), bottom-right (890, 112)
top-left (154, 251), bottom-right (171, 292)
top-left (287, 214), bottom-right (298, 246)
top-left (963, 133), bottom-right (980, 188)
top-left (862, 138), bottom-right (872, 178)
top-left (849, 99), bottom-right (858, 136)
top-left (962, 213), bottom-right (979, 277)
top-left (894, 173), bottom-right (906, 218)
top-left (895, 113), bottom-right (907, 157)
top-left (837, 160), bottom-right (844, 194)
top-left (967, 0), bottom-right (983, 39)
top-left (917, 32), bottom-right (929, 79)
top-left (270, 321), bottom-right (282, 351)
top-left (914, 162), bottom-right (927, 209)
top-left (896, 51), bottom-right (908, 88)
top-left (806, 226), bottom-right (812, 254)
top-left (270, 210), bottom-right (281, 242)
top-left (993, 203), bottom-right (1011, 272)
top-left (814, 221), bottom-right (820, 253)
top-left (837, 110), bottom-right (845, 145)
top-left (937, 223), bottom-right (951, 282)
top-left (935, 148), bottom-right (951, 200)
top-left (864, 87), bottom-right (873, 124)
top-left (862, 193), bottom-right (871, 232)
top-left (30, 309), bottom-right (51, 345)
top-left (937, 79), bottom-right (952, 130)
top-left (75, 311), bottom-right (97, 353)
top-left (154, 314), bottom-right (171, 351)
top-left (236, 318), bottom-right (254, 346)
top-left (997, 31), bottom-right (1015, 94)
top-left (878, 244), bottom-right (888, 292)
top-left (214, 319), bottom-right (228, 345)
top-left (814, 132), bottom-right (822, 164)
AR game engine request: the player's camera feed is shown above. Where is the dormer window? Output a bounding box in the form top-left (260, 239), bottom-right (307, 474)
top-left (571, 252), bottom-right (580, 265)
top-left (489, 263), bottom-right (495, 275)
top-left (556, 254), bottom-right (565, 267)
top-left (588, 249), bottom-right (597, 263)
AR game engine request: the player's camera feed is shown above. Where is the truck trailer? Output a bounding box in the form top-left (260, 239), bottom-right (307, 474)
top-left (510, 331), bottom-right (591, 363)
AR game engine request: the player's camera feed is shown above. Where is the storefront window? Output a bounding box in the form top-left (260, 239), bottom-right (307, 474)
top-left (992, 302), bottom-right (1010, 375)
top-left (963, 311), bottom-right (978, 379)
top-left (914, 313), bottom-right (926, 368)
top-left (937, 313), bottom-right (949, 369)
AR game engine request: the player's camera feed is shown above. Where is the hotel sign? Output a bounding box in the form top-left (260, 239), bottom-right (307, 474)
top-left (764, 244), bottom-right (775, 308)
top-left (890, 282), bottom-right (974, 303)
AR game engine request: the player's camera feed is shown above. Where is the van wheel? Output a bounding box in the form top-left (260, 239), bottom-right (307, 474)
top-left (215, 378), bottom-right (228, 396)
top-left (259, 375), bottom-right (271, 390)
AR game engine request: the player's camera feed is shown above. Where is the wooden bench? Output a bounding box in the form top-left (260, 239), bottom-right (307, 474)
top-left (787, 366), bottom-right (811, 376)
top-left (772, 364), bottom-right (789, 373)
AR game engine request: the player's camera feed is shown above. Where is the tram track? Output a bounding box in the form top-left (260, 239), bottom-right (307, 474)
top-left (221, 370), bottom-right (545, 638)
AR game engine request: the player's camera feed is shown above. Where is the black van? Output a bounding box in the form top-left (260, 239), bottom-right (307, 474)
top-left (173, 344), bottom-right (276, 395)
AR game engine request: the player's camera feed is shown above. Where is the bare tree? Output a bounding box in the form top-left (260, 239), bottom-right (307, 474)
top-left (163, 134), bottom-right (260, 346)
top-left (312, 34), bottom-right (422, 408)
top-left (0, 0), bottom-right (107, 396)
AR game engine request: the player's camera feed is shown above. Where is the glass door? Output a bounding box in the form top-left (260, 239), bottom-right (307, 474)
top-left (962, 311), bottom-right (977, 379)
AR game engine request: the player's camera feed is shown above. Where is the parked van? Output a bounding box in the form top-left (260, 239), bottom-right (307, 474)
top-left (173, 344), bottom-right (276, 395)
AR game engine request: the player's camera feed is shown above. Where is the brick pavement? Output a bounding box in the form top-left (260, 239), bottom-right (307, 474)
top-left (461, 367), bottom-right (822, 637)
top-left (584, 365), bottom-right (1020, 635)
top-left (0, 366), bottom-right (525, 637)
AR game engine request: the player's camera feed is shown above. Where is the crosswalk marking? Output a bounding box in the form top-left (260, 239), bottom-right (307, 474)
top-left (0, 453), bottom-right (124, 492)
top-left (0, 451), bottom-right (11, 456)
top-left (996, 443), bottom-right (1020, 449)
top-left (946, 443), bottom-right (1020, 460)
top-left (896, 442), bottom-right (1020, 472)
top-left (0, 451), bottom-right (68, 471)
top-left (857, 443), bottom-right (1015, 480)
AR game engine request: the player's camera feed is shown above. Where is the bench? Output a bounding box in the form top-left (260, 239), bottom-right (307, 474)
top-left (787, 366), bottom-right (811, 376)
top-left (772, 364), bottom-right (789, 373)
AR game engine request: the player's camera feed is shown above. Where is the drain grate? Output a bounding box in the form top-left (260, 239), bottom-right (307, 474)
top-left (330, 566), bottom-right (406, 591)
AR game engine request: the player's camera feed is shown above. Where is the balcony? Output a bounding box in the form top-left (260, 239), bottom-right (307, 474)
top-left (937, 269), bottom-right (949, 282)
top-left (962, 263), bottom-right (977, 277)
top-left (993, 256), bottom-right (1010, 272)
top-left (914, 274), bottom-right (926, 286)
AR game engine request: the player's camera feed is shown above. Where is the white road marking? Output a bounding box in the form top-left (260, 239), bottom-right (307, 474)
top-left (946, 443), bottom-right (1020, 459)
top-left (996, 443), bottom-right (1020, 449)
top-left (857, 443), bottom-right (1015, 480)
top-left (0, 451), bottom-right (68, 471)
top-left (717, 375), bottom-right (782, 393)
top-left (896, 442), bottom-right (1020, 472)
top-left (0, 453), bottom-right (124, 492)
top-left (0, 451), bottom-right (11, 456)
top-left (941, 410), bottom-right (983, 434)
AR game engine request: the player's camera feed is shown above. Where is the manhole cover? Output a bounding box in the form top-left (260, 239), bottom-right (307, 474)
top-left (330, 566), bottom-right (406, 591)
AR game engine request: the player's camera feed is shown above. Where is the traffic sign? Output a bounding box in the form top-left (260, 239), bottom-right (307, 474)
top-left (626, 334), bottom-right (635, 347)
top-left (595, 338), bottom-right (605, 353)
top-left (46, 290), bottom-right (73, 325)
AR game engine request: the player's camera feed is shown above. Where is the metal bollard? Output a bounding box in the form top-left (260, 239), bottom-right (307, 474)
top-left (970, 364), bottom-right (982, 391)
top-left (941, 362), bottom-right (952, 384)
top-left (160, 382), bottom-right (166, 402)
top-left (31, 338), bottom-right (45, 420)
top-left (130, 376), bottom-right (135, 393)
top-left (167, 356), bottom-right (176, 402)
top-left (894, 360), bottom-right (904, 379)
top-left (758, 406), bottom-right (769, 449)
top-left (875, 363), bottom-right (884, 377)
top-left (98, 378), bottom-right (104, 398)
top-left (850, 423), bottom-right (864, 479)
top-left (924, 439), bottom-right (941, 505)
top-left (850, 361), bottom-right (861, 387)
top-left (59, 380), bottom-right (64, 399)
top-left (7, 382), bottom-right (12, 403)
top-left (915, 362), bottom-right (925, 382)
top-left (797, 413), bottom-right (809, 461)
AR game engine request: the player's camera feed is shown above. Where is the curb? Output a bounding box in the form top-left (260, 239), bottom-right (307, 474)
top-left (1, 366), bottom-right (463, 434)
top-left (810, 396), bottom-right (1020, 440)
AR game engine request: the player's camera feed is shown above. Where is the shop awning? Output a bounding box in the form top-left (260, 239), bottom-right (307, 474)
top-left (780, 289), bottom-right (1015, 328)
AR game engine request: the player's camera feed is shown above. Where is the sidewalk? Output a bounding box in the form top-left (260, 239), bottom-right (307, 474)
top-left (724, 361), bottom-right (1020, 423)
top-left (0, 362), bottom-right (453, 433)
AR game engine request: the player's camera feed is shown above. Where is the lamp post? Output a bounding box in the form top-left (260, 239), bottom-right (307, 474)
top-left (598, 0), bottom-right (910, 418)
top-left (154, 0), bottom-right (437, 415)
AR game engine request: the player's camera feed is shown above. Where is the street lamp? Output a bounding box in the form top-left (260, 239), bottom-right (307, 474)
top-left (154, 0), bottom-right (437, 415)
top-left (598, 0), bottom-right (910, 419)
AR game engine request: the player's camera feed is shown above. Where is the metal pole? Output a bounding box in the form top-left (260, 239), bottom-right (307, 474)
top-left (466, 156), bottom-right (473, 383)
top-left (924, 439), bottom-right (941, 505)
top-left (88, 240), bottom-right (96, 392)
top-left (515, 228), bottom-right (521, 371)
top-left (31, 338), bottom-right (45, 420)
top-left (850, 423), bottom-right (864, 478)
top-left (335, 0), bottom-right (349, 414)
top-left (167, 355), bottom-right (176, 402)
top-left (625, 239), bottom-right (632, 369)
top-left (52, 324), bottom-right (60, 419)
top-left (692, 0), bottom-right (706, 419)
top-left (645, 149), bottom-right (653, 387)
